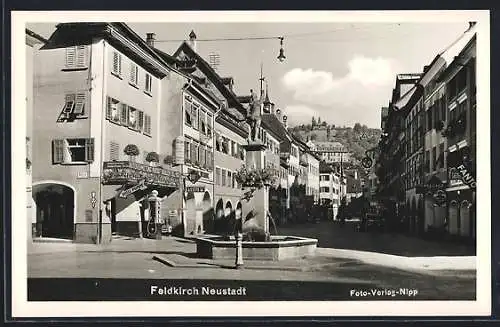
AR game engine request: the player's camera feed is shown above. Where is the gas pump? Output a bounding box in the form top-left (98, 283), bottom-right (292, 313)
top-left (146, 190), bottom-right (162, 239)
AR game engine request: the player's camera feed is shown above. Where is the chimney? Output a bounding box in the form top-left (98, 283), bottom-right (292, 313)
top-left (189, 30), bottom-right (197, 52)
top-left (146, 33), bottom-right (156, 47)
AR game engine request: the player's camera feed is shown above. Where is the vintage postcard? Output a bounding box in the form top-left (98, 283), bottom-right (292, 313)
top-left (10, 10), bottom-right (491, 318)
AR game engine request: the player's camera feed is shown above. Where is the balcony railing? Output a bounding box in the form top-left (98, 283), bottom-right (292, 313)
top-left (102, 161), bottom-right (181, 188)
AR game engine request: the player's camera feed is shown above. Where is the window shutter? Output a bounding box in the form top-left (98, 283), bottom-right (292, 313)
top-left (106, 97), bottom-right (112, 120)
top-left (73, 93), bottom-right (86, 115)
top-left (144, 114), bottom-right (151, 135)
top-left (85, 138), bottom-right (95, 162)
top-left (63, 94), bottom-right (76, 114)
top-left (52, 139), bottom-right (65, 164)
top-left (184, 141), bottom-right (189, 161)
top-left (110, 141), bottom-right (119, 161)
top-left (113, 52), bottom-right (121, 75)
top-left (130, 64), bottom-right (137, 84)
top-left (120, 103), bottom-right (128, 125)
top-left (65, 47), bottom-right (76, 68)
top-left (138, 111), bottom-right (144, 131)
top-left (76, 46), bottom-right (86, 67)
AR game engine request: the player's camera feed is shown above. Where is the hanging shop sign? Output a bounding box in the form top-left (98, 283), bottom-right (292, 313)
top-left (361, 156), bottom-right (373, 169)
top-left (448, 167), bottom-right (464, 187)
top-left (456, 164), bottom-right (476, 189)
top-left (102, 161), bottom-right (181, 188)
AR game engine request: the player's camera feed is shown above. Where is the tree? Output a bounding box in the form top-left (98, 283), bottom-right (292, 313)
top-left (312, 116), bottom-right (317, 127)
top-left (321, 121), bottom-right (327, 126)
top-left (124, 144), bottom-right (140, 162)
top-left (353, 123), bottom-right (362, 133)
top-left (318, 117), bottom-right (321, 124)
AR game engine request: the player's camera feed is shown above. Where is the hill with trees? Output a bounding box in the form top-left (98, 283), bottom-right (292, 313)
top-left (288, 117), bottom-right (382, 163)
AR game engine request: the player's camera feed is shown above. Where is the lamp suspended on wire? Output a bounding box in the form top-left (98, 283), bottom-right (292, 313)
top-left (277, 37), bottom-right (286, 62)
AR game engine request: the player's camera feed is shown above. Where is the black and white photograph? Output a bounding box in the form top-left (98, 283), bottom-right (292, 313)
top-left (10, 10), bottom-right (490, 318)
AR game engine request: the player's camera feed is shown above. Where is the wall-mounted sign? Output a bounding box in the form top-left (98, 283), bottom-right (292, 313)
top-left (119, 179), bottom-right (148, 198)
top-left (186, 186), bottom-right (205, 193)
top-left (448, 168), bottom-right (463, 187)
top-left (102, 161), bottom-right (181, 188)
top-left (90, 191), bottom-right (97, 208)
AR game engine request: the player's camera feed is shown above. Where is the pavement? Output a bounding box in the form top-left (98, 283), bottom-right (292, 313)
top-left (27, 222), bottom-right (477, 300)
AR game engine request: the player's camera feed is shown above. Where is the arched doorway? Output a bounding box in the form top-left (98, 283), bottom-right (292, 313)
top-left (185, 191), bottom-right (196, 235)
top-left (32, 181), bottom-right (75, 240)
top-left (214, 199), bottom-right (224, 234)
top-left (225, 201), bottom-right (233, 235)
top-left (201, 191), bottom-right (213, 234)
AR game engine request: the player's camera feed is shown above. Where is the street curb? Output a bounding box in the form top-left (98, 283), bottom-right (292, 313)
top-left (152, 255), bottom-right (177, 267)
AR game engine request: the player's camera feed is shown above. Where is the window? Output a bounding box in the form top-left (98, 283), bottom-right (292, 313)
top-left (440, 97), bottom-right (446, 122)
top-left (65, 46), bottom-right (87, 69)
top-left (431, 146), bottom-right (436, 172)
top-left (144, 114), bottom-right (152, 135)
top-left (129, 63), bottom-right (138, 86)
top-left (184, 140), bottom-right (190, 163)
top-left (128, 106), bottom-right (138, 129)
top-left (320, 175), bottom-right (330, 181)
top-left (52, 138), bottom-right (94, 164)
top-left (200, 110), bottom-right (207, 134)
top-left (437, 143), bottom-right (445, 169)
top-left (227, 171), bottom-right (232, 187)
top-left (185, 99), bottom-right (192, 126)
top-left (106, 97), bottom-right (120, 123)
top-left (207, 114), bottom-right (213, 137)
top-left (320, 187), bottom-right (330, 193)
top-left (221, 169), bottom-right (226, 186)
top-left (216, 167), bottom-right (221, 185)
top-left (192, 103), bottom-right (199, 130)
top-left (63, 93), bottom-right (86, 117)
top-left (112, 51), bottom-right (122, 76)
top-left (145, 73), bottom-right (152, 94)
top-left (109, 141), bottom-right (119, 161)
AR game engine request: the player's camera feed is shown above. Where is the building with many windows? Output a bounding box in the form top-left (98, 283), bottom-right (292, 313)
top-left (31, 23), bottom-right (218, 243)
top-left (310, 141), bottom-right (351, 164)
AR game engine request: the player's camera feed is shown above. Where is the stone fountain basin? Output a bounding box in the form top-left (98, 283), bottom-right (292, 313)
top-left (195, 235), bottom-right (318, 261)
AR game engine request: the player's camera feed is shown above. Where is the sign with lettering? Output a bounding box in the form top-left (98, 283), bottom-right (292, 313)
top-left (77, 171), bottom-right (89, 179)
top-left (102, 161), bottom-right (181, 188)
top-left (456, 164), bottom-right (476, 189)
top-left (448, 168), bottom-right (463, 187)
top-left (186, 186), bottom-right (205, 193)
top-left (119, 179), bottom-right (148, 198)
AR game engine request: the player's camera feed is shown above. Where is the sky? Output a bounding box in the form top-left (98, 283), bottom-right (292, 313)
top-left (28, 21), bottom-right (469, 129)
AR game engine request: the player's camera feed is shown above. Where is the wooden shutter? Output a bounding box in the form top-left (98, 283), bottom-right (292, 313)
top-left (52, 139), bottom-right (65, 164)
top-left (63, 94), bottom-right (75, 114)
top-left (76, 46), bottom-right (86, 67)
top-left (120, 103), bottom-right (128, 125)
top-left (113, 52), bottom-right (121, 75)
top-left (106, 97), bottom-right (112, 120)
top-left (138, 111), bottom-right (144, 131)
top-left (109, 141), bottom-right (119, 161)
top-left (73, 93), bottom-right (86, 115)
top-left (184, 141), bottom-right (190, 161)
top-left (85, 138), bottom-right (95, 162)
top-left (130, 64), bottom-right (137, 84)
top-left (65, 47), bottom-right (76, 68)
top-left (144, 114), bottom-right (151, 135)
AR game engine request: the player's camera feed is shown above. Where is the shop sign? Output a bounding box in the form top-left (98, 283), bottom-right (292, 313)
top-left (456, 164), bottom-right (476, 189)
top-left (448, 168), bottom-right (464, 187)
top-left (119, 179), bottom-right (148, 198)
top-left (186, 186), bottom-right (205, 193)
top-left (102, 161), bottom-right (181, 188)
top-left (77, 171), bottom-right (89, 179)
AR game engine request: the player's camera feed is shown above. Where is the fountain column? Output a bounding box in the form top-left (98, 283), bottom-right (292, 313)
top-left (241, 142), bottom-right (269, 234)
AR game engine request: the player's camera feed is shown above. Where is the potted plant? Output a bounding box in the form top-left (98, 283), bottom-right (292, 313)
top-left (146, 152), bottom-right (160, 166)
top-left (234, 165), bottom-right (279, 189)
top-left (163, 155), bottom-right (174, 166)
top-left (124, 144), bottom-right (140, 162)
